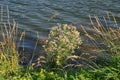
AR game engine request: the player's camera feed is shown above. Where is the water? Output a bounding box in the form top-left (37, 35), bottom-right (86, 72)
top-left (0, 0), bottom-right (120, 65)
top-left (0, 0), bottom-right (120, 38)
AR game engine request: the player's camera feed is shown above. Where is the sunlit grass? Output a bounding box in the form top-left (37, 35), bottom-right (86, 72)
top-left (81, 14), bottom-right (120, 56)
top-left (0, 6), bottom-right (120, 80)
top-left (0, 20), bottom-right (20, 79)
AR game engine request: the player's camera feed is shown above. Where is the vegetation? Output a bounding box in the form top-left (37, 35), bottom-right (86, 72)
top-left (0, 21), bottom-right (20, 79)
top-left (0, 9), bottom-right (120, 79)
top-left (44, 24), bottom-right (82, 67)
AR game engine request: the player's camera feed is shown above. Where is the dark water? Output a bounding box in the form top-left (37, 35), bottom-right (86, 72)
top-left (0, 0), bottom-right (120, 65)
top-left (0, 0), bottom-right (120, 39)
top-left (0, 0), bottom-right (120, 47)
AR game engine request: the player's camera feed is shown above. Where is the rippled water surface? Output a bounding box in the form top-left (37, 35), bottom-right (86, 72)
top-left (0, 0), bottom-right (120, 38)
top-left (0, 0), bottom-right (120, 64)
top-left (0, 0), bottom-right (120, 34)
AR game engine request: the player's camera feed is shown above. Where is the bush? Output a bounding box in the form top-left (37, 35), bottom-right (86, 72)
top-left (44, 24), bottom-right (82, 67)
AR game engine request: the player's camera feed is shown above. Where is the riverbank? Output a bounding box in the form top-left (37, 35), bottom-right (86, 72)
top-left (0, 16), bottom-right (120, 80)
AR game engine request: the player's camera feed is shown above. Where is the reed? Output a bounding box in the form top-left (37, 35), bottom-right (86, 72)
top-left (0, 5), bottom-right (120, 80)
top-left (81, 14), bottom-right (120, 56)
top-left (0, 21), bottom-right (20, 79)
top-left (0, 6), bottom-right (23, 79)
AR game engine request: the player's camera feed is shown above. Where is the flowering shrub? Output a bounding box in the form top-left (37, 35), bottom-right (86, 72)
top-left (44, 24), bottom-right (82, 66)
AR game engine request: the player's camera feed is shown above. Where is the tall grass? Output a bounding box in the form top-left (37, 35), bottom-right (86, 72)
top-left (0, 6), bottom-right (19, 79)
top-left (0, 21), bottom-right (20, 79)
top-left (0, 6), bottom-right (120, 80)
top-left (81, 14), bottom-right (120, 56)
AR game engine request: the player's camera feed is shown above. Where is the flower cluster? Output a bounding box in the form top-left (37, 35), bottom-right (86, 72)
top-left (44, 24), bottom-right (82, 65)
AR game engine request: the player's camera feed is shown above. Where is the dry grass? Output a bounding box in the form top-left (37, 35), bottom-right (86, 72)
top-left (0, 6), bottom-right (21, 77)
top-left (81, 14), bottom-right (120, 56)
top-left (0, 5), bottom-right (120, 80)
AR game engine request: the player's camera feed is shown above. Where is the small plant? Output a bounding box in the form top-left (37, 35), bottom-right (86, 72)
top-left (44, 24), bottom-right (82, 67)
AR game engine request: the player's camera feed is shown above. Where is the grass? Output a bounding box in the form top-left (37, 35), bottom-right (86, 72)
top-left (0, 20), bottom-right (19, 78)
top-left (0, 7), bottom-right (120, 79)
top-left (9, 56), bottom-right (120, 80)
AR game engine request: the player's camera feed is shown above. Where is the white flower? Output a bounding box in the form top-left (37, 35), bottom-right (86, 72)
top-left (44, 24), bottom-right (82, 65)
